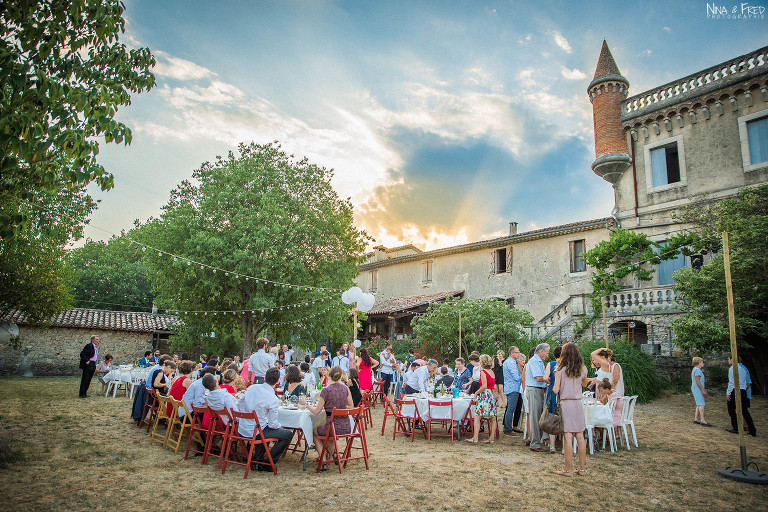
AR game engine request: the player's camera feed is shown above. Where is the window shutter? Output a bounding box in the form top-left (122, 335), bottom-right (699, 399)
top-left (490, 250), bottom-right (496, 274)
top-left (506, 246), bottom-right (512, 273)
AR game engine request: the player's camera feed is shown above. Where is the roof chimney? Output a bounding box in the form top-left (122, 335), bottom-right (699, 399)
top-left (509, 222), bottom-right (518, 236)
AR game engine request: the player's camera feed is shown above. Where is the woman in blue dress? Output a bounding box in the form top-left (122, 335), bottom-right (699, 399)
top-left (544, 345), bottom-right (563, 452)
top-left (691, 357), bottom-right (711, 426)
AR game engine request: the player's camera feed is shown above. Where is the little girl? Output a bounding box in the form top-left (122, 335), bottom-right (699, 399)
top-left (597, 378), bottom-right (624, 427)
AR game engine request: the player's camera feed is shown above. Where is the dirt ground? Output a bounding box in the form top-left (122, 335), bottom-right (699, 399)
top-left (0, 377), bottom-right (766, 512)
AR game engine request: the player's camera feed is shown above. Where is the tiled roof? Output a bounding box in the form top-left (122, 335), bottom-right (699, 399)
top-left (366, 290), bottom-right (464, 316)
top-left (2, 308), bottom-right (179, 333)
top-left (593, 40), bottom-right (622, 79)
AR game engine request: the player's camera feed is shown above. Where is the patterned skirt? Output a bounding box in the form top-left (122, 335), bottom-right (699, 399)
top-left (475, 389), bottom-right (497, 417)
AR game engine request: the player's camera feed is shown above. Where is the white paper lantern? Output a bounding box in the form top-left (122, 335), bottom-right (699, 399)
top-left (357, 292), bottom-right (375, 312)
top-left (353, 339), bottom-right (361, 348)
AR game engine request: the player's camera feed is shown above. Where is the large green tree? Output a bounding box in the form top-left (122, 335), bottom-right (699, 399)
top-left (139, 142), bottom-right (371, 355)
top-left (0, 0), bottom-right (155, 236)
top-left (66, 229), bottom-right (153, 312)
top-left (672, 185), bottom-right (768, 390)
top-left (0, 186), bottom-right (96, 325)
top-left (411, 298), bottom-right (534, 360)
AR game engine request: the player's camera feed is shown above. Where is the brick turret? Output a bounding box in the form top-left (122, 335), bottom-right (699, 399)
top-left (589, 41), bottom-right (631, 184)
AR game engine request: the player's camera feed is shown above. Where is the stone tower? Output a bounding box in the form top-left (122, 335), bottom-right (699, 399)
top-left (589, 41), bottom-right (631, 184)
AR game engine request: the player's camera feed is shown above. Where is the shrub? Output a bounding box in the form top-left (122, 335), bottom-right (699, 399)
top-left (575, 339), bottom-right (660, 403)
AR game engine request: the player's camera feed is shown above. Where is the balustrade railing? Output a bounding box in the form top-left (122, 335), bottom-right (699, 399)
top-left (605, 285), bottom-right (681, 311)
top-left (623, 46), bottom-right (768, 116)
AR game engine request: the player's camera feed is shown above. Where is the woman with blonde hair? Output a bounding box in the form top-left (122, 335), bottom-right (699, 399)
top-left (466, 354), bottom-right (498, 444)
top-left (553, 343), bottom-right (589, 477)
top-left (690, 357), bottom-right (710, 426)
top-left (220, 369), bottom-right (238, 393)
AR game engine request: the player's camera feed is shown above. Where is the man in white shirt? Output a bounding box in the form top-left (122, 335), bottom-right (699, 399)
top-left (378, 343), bottom-right (397, 396)
top-left (248, 337), bottom-right (272, 384)
top-left (332, 348), bottom-right (350, 372)
top-left (405, 360), bottom-right (438, 394)
top-left (282, 344), bottom-right (294, 364)
top-left (300, 362), bottom-right (316, 390)
top-left (181, 366), bottom-right (217, 419)
top-left (203, 374), bottom-right (236, 423)
top-left (237, 368), bottom-right (293, 468)
top-left (312, 351), bottom-right (330, 369)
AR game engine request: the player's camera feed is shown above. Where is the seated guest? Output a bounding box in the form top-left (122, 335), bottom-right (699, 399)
top-left (597, 378), bottom-right (624, 427)
top-left (435, 366), bottom-right (454, 390)
top-left (204, 374), bottom-right (237, 422)
top-left (453, 358), bottom-right (472, 390)
top-left (96, 353), bottom-right (113, 394)
top-left (348, 368), bottom-right (362, 406)
top-left (403, 361), bottom-right (422, 394)
top-left (152, 360), bottom-right (176, 396)
top-left (146, 354), bottom-right (172, 391)
top-left (312, 350), bottom-right (330, 370)
top-left (467, 353), bottom-right (481, 395)
top-left (168, 360), bottom-right (195, 416)
top-left (305, 366), bottom-right (354, 471)
top-left (220, 369), bottom-right (238, 393)
top-left (318, 365), bottom-right (330, 388)
top-left (237, 368), bottom-right (294, 470)
top-left (284, 366), bottom-right (305, 398)
top-left (232, 376), bottom-right (247, 393)
top-left (300, 362), bottom-right (316, 390)
top-left (441, 358), bottom-right (454, 377)
top-left (138, 350), bottom-right (152, 367)
top-left (182, 365), bottom-right (218, 418)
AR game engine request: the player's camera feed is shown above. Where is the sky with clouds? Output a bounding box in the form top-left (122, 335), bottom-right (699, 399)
top-left (87, 0), bottom-right (768, 250)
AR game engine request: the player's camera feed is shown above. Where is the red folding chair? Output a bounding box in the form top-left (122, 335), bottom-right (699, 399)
top-left (221, 410), bottom-right (278, 477)
top-left (139, 388), bottom-right (159, 432)
top-left (393, 398), bottom-right (426, 442)
top-left (380, 393), bottom-right (397, 436)
top-left (359, 391), bottom-right (373, 428)
top-left (371, 379), bottom-right (386, 406)
top-left (315, 407), bottom-right (369, 474)
top-left (426, 399), bottom-right (454, 444)
top-left (204, 407), bottom-right (234, 467)
top-left (184, 404), bottom-right (211, 460)
top-left (458, 399), bottom-right (477, 441)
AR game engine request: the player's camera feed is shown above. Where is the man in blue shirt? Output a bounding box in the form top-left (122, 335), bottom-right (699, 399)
top-left (525, 343), bottom-right (550, 451)
top-left (502, 346), bottom-right (524, 435)
top-left (726, 356), bottom-right (756, 436)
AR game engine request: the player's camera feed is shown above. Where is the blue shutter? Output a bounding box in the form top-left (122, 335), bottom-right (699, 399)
top-left (650, 147), bottom-right (668, 186)
top-left (658, 251), bottom-right (686, 286)
top-left (747, 117), bottom-right (768, 165)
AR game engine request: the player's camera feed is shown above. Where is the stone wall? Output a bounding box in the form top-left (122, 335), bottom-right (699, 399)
top-left (0, 326), bottom-right (156, 376)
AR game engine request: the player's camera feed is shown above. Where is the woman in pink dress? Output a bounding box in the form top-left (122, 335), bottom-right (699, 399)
top-left (354, 347), bottom-right (379, 390)
top-left (552, 342), bottom-right (590, 477)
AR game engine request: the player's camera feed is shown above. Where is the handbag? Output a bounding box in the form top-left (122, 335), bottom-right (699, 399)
top-left (539, 395), bottom-right (564, 435)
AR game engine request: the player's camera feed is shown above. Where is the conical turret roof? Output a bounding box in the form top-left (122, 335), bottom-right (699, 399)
top-left (593, 40), bottom-right (622, 79)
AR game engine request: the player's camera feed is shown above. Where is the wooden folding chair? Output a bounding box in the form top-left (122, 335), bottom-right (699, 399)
top-left (205, 407), bottom-right (234, 467)
top-left (221, 410), bottom-right (279, 477)
top-left (370, 379), bottom-right (386, 406)
top-left (166, 398), bottom-right (193, 454)
top-left (458, 398), bottom-right (477, 441)
top-left (426, 399), bottom-right (454, 444)
top-left (360, 391), bottom-right (373, 429)
top-left (149, 395), bottom-right (175, 447)
top-left (315, 407), bottom-right (369, 474)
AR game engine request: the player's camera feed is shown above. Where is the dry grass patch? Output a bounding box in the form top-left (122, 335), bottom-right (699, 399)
top-left (0, 377), bottom-right (766, 511)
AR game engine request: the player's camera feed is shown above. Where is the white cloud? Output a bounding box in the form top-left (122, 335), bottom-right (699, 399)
top-left (465, 66), bottom-right (504, 91)
top-left (560, 67), bottom-right (587, 80)
top-left (551, 31), bottom-right (572, 53)
top-left (153, 51), bottom-right (216, 81)
top-left (663, 26), bottom-right (672, 32)
top-left (518, 67), bottom-right (537, 87)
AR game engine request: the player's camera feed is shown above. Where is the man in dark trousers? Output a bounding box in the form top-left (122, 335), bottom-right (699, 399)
top-left (79, 335), bottom-right (100, 398)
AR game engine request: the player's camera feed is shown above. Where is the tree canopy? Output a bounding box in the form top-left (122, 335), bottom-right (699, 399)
top-left (411, 298), bottom-right (534, 360)
top-left (672, 184), bottom-right (768, 353)
top-left (66, 229), bottom-right (153, 312)
top-left (139, 142), bottom-right (371, 355)
top-left (0, 0), bottom-right (155, 236)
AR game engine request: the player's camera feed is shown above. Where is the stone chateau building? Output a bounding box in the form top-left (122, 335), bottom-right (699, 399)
top-left (355, 42), bottom-right (768, 356)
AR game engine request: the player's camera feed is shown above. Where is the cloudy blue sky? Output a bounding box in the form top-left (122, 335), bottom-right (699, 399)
top-left (87, 0), bottom-right (767, 250)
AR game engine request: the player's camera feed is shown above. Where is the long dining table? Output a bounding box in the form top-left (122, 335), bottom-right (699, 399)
top-left (400, 393), bottom-right (475, 439)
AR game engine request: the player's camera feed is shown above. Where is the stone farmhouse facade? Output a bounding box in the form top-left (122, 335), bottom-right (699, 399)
top-left (0, 308), bottom-right (177, 376)
top-left (355, 43), bottom-right (768, 355)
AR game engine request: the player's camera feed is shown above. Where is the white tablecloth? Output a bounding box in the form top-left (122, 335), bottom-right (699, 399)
top-left (582, 399), bottom-right (611, 426)
top-left (277, 406), bottom-right (325, 447)
top-left (401, 395), bottom-right (474, 422)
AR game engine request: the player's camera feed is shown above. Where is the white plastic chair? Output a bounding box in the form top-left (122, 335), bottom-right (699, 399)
top-left (582, 391), bottom-right (594, 399)
top-left (103, 369), bottom-right (117, 396)
top-left (583, 397), bottom-right (618, 454)
top-left (127, 367), bottom-right (144, 400)
top-left (616, 395), bottom-right (638, 448)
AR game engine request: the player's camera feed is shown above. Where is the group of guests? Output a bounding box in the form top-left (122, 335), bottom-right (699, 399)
top-left (690, 355), bottom-right (756, 436)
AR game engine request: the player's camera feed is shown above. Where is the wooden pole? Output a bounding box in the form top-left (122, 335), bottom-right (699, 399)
top-left (458, 308), bottom-right (462, 360)
top-left (723, 232), bottom-right (747, 469)
top-left (353, 308), bottom-right (357, 343)
top-left (602, 296), bottom-right (609, 348)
